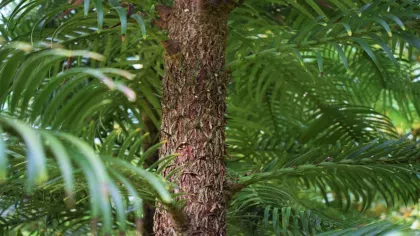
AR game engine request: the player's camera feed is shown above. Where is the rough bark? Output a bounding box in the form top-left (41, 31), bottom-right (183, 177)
top-left (153, 1), bottom-right (232, 235)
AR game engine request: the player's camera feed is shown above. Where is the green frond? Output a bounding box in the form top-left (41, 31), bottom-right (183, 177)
top-left (228, 0), bottom-right (420, 125)
top-left (228, 136), bottom-right (420, 234)
top-left (318, 220), bottom-right (419, 236)
top-left (0, 114), bottom-right (175, 233)
top-left (1, 0), bottom-right (420, 234)
top-left (235, 137), bottom-right (420, 212)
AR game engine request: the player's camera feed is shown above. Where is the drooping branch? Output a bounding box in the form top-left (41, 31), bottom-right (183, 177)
top-left (224, 158), bottom-right (420, 203)
top-left (227, 20), bottom-right (420, 67)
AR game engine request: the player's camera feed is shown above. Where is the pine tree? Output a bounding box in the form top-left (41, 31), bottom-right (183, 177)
top-left (0, 0), bottom-right (420, 235)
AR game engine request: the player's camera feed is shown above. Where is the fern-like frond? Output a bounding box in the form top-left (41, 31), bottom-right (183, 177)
top-left (0, 115), bottom-right (175, 234)
top-left (234, 137), bottom-right (420, 212)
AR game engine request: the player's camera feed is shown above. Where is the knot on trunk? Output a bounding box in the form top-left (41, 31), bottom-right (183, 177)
top-left (153, 5), bottom-right (172, 30)
top-left (162, 40), bottom-right (181, 57)
top-left (224, 180), bottom-right (245, 202)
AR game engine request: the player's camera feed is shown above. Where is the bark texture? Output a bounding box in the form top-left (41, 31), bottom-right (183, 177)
top-left (153, 1), bottom-right (232, 235)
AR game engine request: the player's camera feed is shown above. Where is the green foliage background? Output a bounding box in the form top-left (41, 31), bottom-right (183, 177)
top-left (0, 0), bottom-right (420, 235)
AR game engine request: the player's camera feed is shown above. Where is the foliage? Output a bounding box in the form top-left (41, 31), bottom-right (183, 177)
top-left (0, 0), bottom-right (420, 235)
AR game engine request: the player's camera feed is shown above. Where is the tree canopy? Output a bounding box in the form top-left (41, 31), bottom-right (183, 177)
top-left (0, 0), bottom-right (420, 235)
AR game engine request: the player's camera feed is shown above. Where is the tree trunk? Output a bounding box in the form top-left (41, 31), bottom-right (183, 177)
top-left (153, 1), bottom-right (233, 235)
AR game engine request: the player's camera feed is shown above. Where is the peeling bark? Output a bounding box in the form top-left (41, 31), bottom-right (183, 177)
top-left (153, 0), bottom-right (233, 235)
